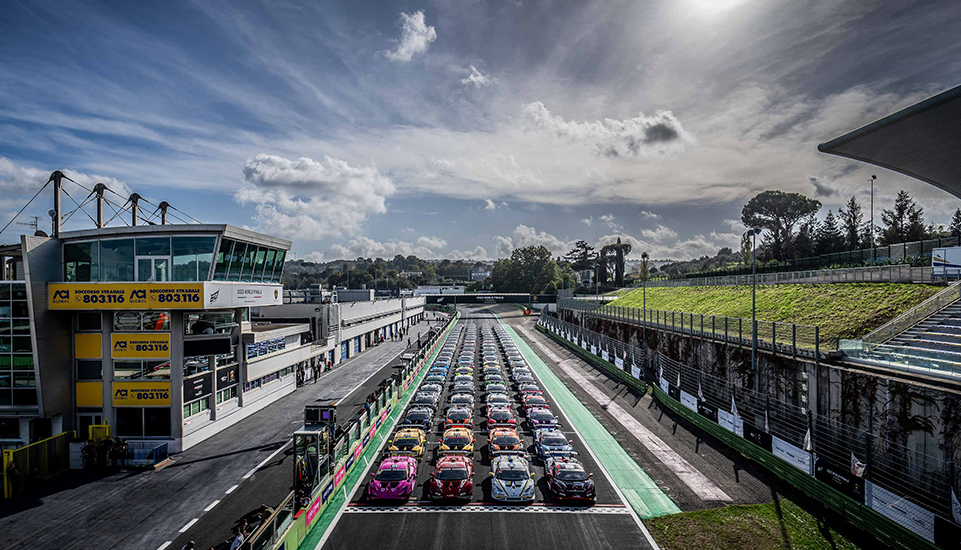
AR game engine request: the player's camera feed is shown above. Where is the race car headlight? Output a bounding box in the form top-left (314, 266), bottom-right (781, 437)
top-left (492, 481), bottom-right (507, 495)
top-left (522, 482), bottom-right (535, 496)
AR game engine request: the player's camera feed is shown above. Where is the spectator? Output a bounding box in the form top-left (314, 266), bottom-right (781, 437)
top-left (228, 527), bottom-right (245, 550)
top-left (118, 438), bottom-right (129, 469)
top-left (81, 439), bottom-right (97, 476)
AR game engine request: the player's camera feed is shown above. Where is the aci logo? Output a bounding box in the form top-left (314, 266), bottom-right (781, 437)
top-left (114, 340), bottom-right (128, 351)
top-left (114, 388), bottom-right (128, 398)
top-left (53, 289), bottom-right (70, 300)
top-left (131, 289), bottom-right (147, 300)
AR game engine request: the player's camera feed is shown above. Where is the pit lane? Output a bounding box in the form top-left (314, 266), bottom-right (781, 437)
top-left (320, 313), bottom-right (654, 550)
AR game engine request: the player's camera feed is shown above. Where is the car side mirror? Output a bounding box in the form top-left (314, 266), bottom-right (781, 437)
top-left (488, 472), bottom-right (494, 477)
top-left (589, 473), bottom-right (594, 478)
top-left (530, 472), bottom-right (535, 478)
top-left (370, 473), bottom-right (376, 478)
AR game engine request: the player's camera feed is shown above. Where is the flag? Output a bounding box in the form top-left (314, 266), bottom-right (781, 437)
top-left (676, 370), bottom-right (681, 388)
top-left (952, 488), bottom-right (961, 525)
top-left (764, 410), bottom-right (770, 433)
top-left (698, 380), bottom-right (705, 401)
top-left (803, 427), bottom-right (812, 452)
top-left (851, 452), bottom-right (867, 478)
top-left (731, 394), bottom-right (739, 418)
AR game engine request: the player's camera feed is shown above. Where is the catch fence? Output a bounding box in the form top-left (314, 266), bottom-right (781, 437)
top-left (638, 264), bottom-right (952, 289)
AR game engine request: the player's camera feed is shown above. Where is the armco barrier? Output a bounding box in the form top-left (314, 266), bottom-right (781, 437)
top-left (650, 383), bottom-right (942, 550)
top-left (535, 321), bottom-right (646, 395)
top-left (257, 311), bottom-right (459, 550)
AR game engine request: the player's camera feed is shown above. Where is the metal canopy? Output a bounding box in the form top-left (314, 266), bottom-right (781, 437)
top-left (818, 84), bottom-right (961, 199)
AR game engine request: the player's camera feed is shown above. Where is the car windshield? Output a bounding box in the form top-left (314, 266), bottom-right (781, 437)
top-left (445, 436), bottom-right (470, 446)
top-left (532, 411), bottom-right (553, 421)
top-left (408, 412), bottom-right (429, 420)
top-left (376, 468), bottom-right (408, 481)
top-left (394, 437), bottom-right (419, 447)
top-left (528, 397), bottom-right (545, 404)
top-left (492, 435), bottom-right (519, 446)
top-left (449, 411), bottom-right (470, 420)
top-left (490, 411), bottom-right (511, 420)
top-left (452, 395), bottom-right (471, 402)
top-left (436, 468), bottom-right (468, 481)
top-left (496, 468), bottom-right (528, 481)
top-left (557, 470), bottom-right (589, 481)
top-left (543, 436), bottom-right (567, 446)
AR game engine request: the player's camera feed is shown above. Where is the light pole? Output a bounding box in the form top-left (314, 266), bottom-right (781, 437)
top-left (870, 175), bottom-right (877, 265)
top-left (641, 251), bottom-right (649, 359)
top-left (747, 228), bottom-right (760, 385)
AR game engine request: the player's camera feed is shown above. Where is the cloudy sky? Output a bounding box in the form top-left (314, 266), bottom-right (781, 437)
top-left (2, 0), bottom-right (960, 262)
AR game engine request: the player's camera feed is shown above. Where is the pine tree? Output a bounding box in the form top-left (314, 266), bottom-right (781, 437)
top-left (838, 196), bottom-right (865, 250)
top-left (816, 210), bottom-right (844, 254)
top-left (950, 209), bottom-right (961, 239)
top-left (881, 190), bottom-right (926, 244)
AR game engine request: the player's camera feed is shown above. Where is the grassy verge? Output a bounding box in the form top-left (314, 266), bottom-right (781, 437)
top-left (646, 498), bottom-right (862, 550)
top-left (609, 283), bottom-right (940, 343)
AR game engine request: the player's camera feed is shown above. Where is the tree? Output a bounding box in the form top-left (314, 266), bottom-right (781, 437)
top-left (838, 196), bottom-right (866, 250)
top-left (740, 232), bottom-right (753, 266)
top-left (640, 251), bottom-right (650, 282)
top-left (564, 241), bottom-right (596, 272)
top-left (793, 216), bottom-right (818, 258)
top-left (881, 190), bottom-right (926, 245)
top-left (741, 190), bottom-right (821, 261)
top-left (815, 210), bottom-right (845, 255)
top-left (950, 209), bottom-right (961, 240)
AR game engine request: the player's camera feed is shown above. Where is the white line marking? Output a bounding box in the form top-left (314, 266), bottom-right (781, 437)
top-left (204, 500), bottom-right (220, 512)
top-left (179, 518), bottom-right (199, 533)
top-left (518, 324), bottom-right (732, 502)
top-left (508, 321), bottom-right (663, 550)
top-left (225, 484), bottom-right (239, 494)
top-left (156, 542), bottom-right (172, 550)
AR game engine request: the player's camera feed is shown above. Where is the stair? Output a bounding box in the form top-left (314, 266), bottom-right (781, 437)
top-left (866, 302), bottom-right (961, 373)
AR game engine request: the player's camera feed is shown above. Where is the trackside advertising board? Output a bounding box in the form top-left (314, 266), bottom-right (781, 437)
top-left (111, 333), bottom-right (171, 359)
top-left (49, 282), bottom-right (283, 310)
top-left (112, 381), bottom-right (171, 406)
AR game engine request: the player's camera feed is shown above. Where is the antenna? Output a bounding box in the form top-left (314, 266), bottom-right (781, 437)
top-left (16, 216), bottom-right (42, 232)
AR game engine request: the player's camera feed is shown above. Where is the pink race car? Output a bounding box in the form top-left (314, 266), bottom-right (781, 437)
top-left (368, 456), bottom-right (418, 501)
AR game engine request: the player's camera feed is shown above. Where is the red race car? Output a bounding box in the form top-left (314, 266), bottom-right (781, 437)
top-left (521, 394), bottom-right (550, 414)
top-left (486, 406), bottom-right (517, 428)
top-left (428, 455), bottom-right (474, 500)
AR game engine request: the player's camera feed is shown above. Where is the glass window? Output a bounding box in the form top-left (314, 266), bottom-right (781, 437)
top-left (114, 312), bottom-right (142, 331)
top-left (12, 284), bottom-right (26, 300)
top-left (12, 389), bottom-right (37, 406)
top-left (184, 312), bottom-right (235, 335)
top-left (101, 239), bottom-right (135, 281)
top-left (14, 372), bottom-right (35, 387)
top-left (183, 356), bottom-right (210, 376)
top-left (64, 241), bottom-right (99, 282)
top-left (0, 320), bottom-right (9, 334)
top-left (0, 284), bottom-right (8, 300)
top-left (271, 251), bottom-right (286, 283)
top-left (12, 301), bottom-right (28, 318)
top-left (213, 239), bottom-right (234, 280)
top-left (136, 237), bottom-right (170, 256)
top-left (0, 389), bottom-right (9, 406)
top-left (0, 374), bottom-right (9, 387)
top-left (12, 337), bottom-right (31, 353)
top-left (240, 246), bottom-right (257, 281)
top-left (114, 361), bottom-right (143, 380)
top-left (251, 248), bottom-right (267, 282)
top-left (145, 360), bottom-right (170, 379)
top-left (172, 236), bottom-right (216, 281)
top-left (116, 408), bottom-right (142, 437)
top-left (13, 355), bottom-right (32, 368)
top-left (77, 360), bottom-right (102, 380)
top-left (142, 311), bottom-right (170, 331)
top-left (12, 319), bottom-right (29, 335)
top-left (77, 313), bottom-right (102, 331)
top-left (262, 249), bottom-right (277, 282)
top-left (227, 242), bottom-right (246, 281)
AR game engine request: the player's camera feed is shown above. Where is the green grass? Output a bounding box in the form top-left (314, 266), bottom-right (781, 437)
top-left (610, 283), bottom-right (941, 343)
top-left (645, 499), bottom-right (863, 550)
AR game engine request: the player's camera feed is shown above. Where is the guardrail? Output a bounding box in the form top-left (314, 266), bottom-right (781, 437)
top-left (862, 280), bottom-right (961, 347)
top-left (559, 298), bottom-right (820, 359)
top-left (631, 265), bottom-right (955, 289)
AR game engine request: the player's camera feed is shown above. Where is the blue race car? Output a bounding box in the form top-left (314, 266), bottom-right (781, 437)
top-left (534, 428), bottom-right (575, 460)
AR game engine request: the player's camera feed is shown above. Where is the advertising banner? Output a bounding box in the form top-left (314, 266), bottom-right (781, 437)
top-left (772, 435), bottom-right (812, 475)
top-left (697, 401), bottom-right (718, 423)
top-left (668, 384), bottom-right (681, 401)
top-left (183, 373), bottom-right (213, 402)
top-left (601, 350), bottom-right (609, 362)
top-left (590, 345), bottom-right (597, 355)
top-left (659, 377), bottom-right (669, 394)
top-left (814, 455), bottom-right (865, 504)
top-left (680, 390), bottom-right (698, 413)
top-left (718, 408), bottom-right (743, 436)
top-left (203, 282), bottom-right (283, 308)
top-left (112, 381), bottom-right (171, 406)
top-left (631, 364), bottom-right (641, 378)
top-left (345, 451), bottom-right (356, 472)
top-left (217, 365), bottom-right (238, 388)
top-left (614, 357), bottom-right (624, 369)
top-left (742, 423), bottom-right (773, 452)
top-left (111, 333), bottom-right (171, 359)
top-left (305, 494), bottom-right (324, 527)
top-left (867, 481), bottom-right (936, 542)
top-left (49, 282), bottom-right (202, 310)
top-left (334, 464), bottom-right (345, 486)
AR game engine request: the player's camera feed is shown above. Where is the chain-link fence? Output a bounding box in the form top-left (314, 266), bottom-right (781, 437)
top-left (559, 298), bottom-right (820, 358)
top-left (654, 353), bottom-right (957, 543)
top-left (539, 314), bottom-right (646, 369)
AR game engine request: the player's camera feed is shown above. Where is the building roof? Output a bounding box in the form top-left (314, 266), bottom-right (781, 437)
top-left (59, 223), bottom-right (292, 250)
top-left (817, 84), bottom-right (961, 199)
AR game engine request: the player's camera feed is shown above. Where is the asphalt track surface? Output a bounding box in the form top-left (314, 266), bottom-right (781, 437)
top-left (321, 312), bottom-right (653, 550)
top-left (0, 316), bottom-right (442, 550)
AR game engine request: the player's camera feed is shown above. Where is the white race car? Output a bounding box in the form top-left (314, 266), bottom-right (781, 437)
top-left (489, 455), bottom-right (535, 502)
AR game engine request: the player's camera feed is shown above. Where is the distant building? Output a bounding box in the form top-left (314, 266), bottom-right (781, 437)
top-left (578, 269), bottom-right (594, 286)
top-left (469, 266), bottom-right (491, 281)
top-left (398, 271), bottom-right (423, 279)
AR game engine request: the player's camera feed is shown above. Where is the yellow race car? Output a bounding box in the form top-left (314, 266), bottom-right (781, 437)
top-left (388, 427), bottom-right (427, 459)
top-left (437, 427), bottom-right (475, 456)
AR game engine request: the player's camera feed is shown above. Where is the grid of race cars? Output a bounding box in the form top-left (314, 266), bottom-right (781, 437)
top-left (365, 321), bottom-right (597, 504)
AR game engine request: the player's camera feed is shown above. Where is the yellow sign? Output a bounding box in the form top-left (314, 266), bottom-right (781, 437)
top-left (75, 333), bottom-right (103, 359)
top-left (112, 381), bottom-right (171, 407)
top-left (49, 282), bottom-right (203, 310)
top-left (111, 333), bottom-right (171, 359)
top-left (76, 382), bottom-right (103, 408)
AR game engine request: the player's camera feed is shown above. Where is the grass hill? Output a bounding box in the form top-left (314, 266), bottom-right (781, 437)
top-left (609, 283), bottom-right (941, 344)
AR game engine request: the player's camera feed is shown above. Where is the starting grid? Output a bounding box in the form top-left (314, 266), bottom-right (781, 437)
top-left (344, 503), bottom-right (630, 514)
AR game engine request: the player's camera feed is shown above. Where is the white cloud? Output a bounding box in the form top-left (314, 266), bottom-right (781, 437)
top-left (403, 227), bottom-right (415, 233)
top-left (235, 153), bottom-right (394, 240)
top-left (493, 224), bottom-right (572, 257)
top-left (723, 219), bottom-right (748, 233)
top-left (582, 217), bottom-right (593, 226)
top-left (417, 235), bottom-right (447, 249)
top-left (594, 229), bottom-right (738, 262)
top-left (309, 236), bottom-right (435, 261)
top-left (484, 198), bottom-right (510, 211)
top-left (461, 65), bottom-right (494, 88)
top-left (447, 245), bottom-right (491, 261)
top-left (640, 224), bottom-right (678, 242)
top-left (640, 210), bottom-right (659, 219)
top-left (599, 213), bottom-right (615, 223)
top-left (383, 11), bottom-right (437, 62)
top-left (521, 101), bottom-right (694, 159)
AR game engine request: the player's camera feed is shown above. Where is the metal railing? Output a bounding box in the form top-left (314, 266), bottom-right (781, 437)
top-left (861, 280), bottom-right (961, 347)
top-left (559, 298), bottom-right (820, 359)
top-left (2, 431), bottom-right (74, 499)
top-left (632, 264), bottom-right (953, 289)
top-left (539, 314), bottom-right (646, 368)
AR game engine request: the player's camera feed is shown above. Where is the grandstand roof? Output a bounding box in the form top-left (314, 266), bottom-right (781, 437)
top-left (818, 83), bottom-right (961, 199)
